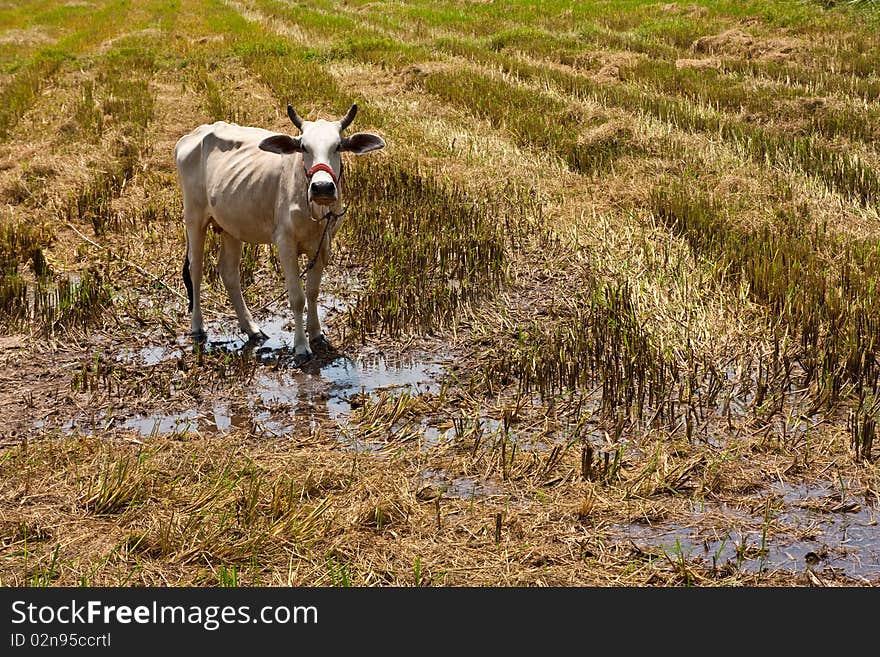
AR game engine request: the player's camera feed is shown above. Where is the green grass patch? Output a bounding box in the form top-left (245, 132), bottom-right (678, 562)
top-left (419, 68), bottom-right (639, 175)
top-left (343, 160), bottom-right (523, 338)
top-left (651, 182), bottom-right (880, 403)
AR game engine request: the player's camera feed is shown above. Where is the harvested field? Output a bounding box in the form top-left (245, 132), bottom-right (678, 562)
top-left (1, 0), bottom-right (880, 587)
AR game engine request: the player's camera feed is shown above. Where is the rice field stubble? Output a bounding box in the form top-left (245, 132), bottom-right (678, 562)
top-left (1, 0), bottom-right (879, 587)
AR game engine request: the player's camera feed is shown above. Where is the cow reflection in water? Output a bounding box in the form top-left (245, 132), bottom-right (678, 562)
top-left (185, 331), bottom-right (440, 440)
top-left (190, 336), bottom-right (347, 436)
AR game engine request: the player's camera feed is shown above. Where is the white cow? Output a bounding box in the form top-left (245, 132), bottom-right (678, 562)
top-left (174, 103), bottom-right (385, 360)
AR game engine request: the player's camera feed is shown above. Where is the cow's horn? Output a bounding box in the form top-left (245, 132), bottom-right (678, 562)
top-left (339, 103), bottom-right (358, 131)
top-left (287, 104), bottom-right (304, 131)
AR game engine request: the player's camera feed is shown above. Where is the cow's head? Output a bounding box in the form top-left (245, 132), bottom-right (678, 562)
top-left (258, 103), bottom-right (385, 207)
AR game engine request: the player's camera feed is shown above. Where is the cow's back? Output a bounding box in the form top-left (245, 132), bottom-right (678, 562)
top-left (174, 122), bottom-right (289, 243)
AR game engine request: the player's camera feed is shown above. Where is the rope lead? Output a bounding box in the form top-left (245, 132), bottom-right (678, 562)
top-left (299, 205), bottom-right (348, 279)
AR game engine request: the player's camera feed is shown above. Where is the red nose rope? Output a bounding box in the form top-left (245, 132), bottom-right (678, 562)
top-left (304, 161), bottom-right (339, 185)
top-left (299, 158), bottom-right (348, 280)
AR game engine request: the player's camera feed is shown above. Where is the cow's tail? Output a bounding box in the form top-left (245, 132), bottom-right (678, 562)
top-left (182, 231), bottom-right (194, 314)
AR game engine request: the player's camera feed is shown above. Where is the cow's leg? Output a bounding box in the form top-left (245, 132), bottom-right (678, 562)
top-left (218, 232), bottom-right (264, 340)
top-left (305, 256), bottom-right (328, 347)
top-left (276, 238), bottom-right (311, 359)
top-left (183, 206), bottom-right (208, 340)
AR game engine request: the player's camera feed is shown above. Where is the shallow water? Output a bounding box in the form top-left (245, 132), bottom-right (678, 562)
top-left (613, 481), bottom-right (880, 581)
top-left (115, 352), bottom-right (443, 438)
top-left (116, 344), bottom-right (184, 366)
top-left (419, 467), bottom-right (503, 499)
top-left (116, 294), bottom-right (348, 366)
top-left (115, 315), bottom-right (444, 439)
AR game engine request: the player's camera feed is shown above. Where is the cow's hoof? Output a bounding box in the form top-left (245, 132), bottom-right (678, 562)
top-left (294, 351), bottom-right (314, 365)
top-left (310, 334), bottom-right (331, 350)
top-left (247, 330), bottom-right (269, 344)
top-left (190, 330), bottom-right (208, 342)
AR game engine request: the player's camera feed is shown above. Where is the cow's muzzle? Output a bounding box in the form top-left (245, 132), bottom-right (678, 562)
top-left (305, 162), bottom-right (340, 206)
top-left (309, 180), bottom-right (337, 205)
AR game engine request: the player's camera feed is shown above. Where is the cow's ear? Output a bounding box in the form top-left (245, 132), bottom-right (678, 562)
top-left (341, 133), bottom-right (385, 154)
top-left (259, 134), bottom-right (302, 154)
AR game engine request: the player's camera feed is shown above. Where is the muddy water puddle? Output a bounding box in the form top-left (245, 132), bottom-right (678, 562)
top-left (614, 482), bottom-right (879, 581)
top-left (112, 353), bottom-right (444, 438)
top-left (116, 294), bottom-right (350, 366)
top-left (418, 468), bottom-right (504, 499)
top-left (107, 310), bottom-right (446, 439)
